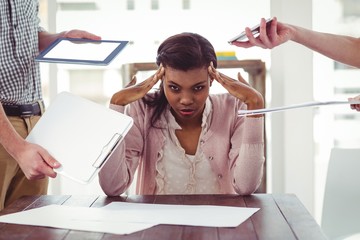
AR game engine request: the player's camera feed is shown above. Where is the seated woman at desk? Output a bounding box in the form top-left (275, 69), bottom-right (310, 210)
top-left (99, 32), bottom-right (265, 195)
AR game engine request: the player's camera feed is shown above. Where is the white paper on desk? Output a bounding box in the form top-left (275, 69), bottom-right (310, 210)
top-left (238, 100), bottom-right (360, 116)
top-left (0, 202), bottom-right (259, 234)
top-left (102, 202), bottom-right (259, 227)
top-left (0, 205), bottom-right (156, 235)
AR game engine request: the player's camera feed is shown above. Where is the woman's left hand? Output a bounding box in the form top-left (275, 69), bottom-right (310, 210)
top-left (208, 62), bottom-right (264, 112)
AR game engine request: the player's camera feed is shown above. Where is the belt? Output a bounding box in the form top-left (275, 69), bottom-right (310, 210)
top-left (3, 101), bottom-right (44, 117)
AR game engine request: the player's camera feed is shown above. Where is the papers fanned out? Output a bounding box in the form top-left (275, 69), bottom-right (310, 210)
top-left (238, 100), bottom-right (360, 116)
top-left (0, 202), bottom-right (259, 235)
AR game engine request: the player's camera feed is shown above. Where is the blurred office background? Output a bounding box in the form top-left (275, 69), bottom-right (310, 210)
top-left (37, 0), bottom-right (360, 224)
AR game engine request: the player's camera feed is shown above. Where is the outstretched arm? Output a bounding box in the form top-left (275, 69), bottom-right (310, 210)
top-left (232, 17), bottom-right (360, 68)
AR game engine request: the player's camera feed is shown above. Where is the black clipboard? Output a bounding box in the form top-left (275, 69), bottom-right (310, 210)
top-left (35, 38), bottom-right (129, 65)
top-left (26, 92), bottom-right (133, 184)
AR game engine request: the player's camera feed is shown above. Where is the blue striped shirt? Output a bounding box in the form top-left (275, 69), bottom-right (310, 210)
top-left (0, 0), bottom-right (43, 105)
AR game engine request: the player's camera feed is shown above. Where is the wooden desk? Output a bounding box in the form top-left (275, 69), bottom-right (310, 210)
top-left (0, 194), bottom-right (326, 240)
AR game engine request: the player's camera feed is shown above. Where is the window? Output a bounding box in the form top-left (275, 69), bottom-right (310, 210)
top-left (182, 0), bottom-right (190, 10)
top-left (151, 0), bottom-right (159, 10)
top-left (127, 0), bottom-right (135, 10)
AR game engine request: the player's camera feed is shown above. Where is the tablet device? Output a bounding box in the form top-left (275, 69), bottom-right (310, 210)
top-left (35, 38), bottom-right (129, 65)
top-left (26, 92), bottom-right (134, 184)
top-left (228, 17), bottom-right (273, 43)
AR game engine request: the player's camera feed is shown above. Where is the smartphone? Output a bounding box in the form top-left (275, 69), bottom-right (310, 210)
top-left (228, 17), bottom-right (274, 43)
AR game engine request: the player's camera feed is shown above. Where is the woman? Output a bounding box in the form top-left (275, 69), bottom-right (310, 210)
top-left (99, 32), bottom-right (265, 195)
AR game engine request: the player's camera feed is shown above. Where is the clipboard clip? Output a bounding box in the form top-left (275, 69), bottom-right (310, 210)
top-left (92, 133), bottom-right (122, 168)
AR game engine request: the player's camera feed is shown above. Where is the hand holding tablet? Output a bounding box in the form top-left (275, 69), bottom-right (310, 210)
top-left (36, 38), bottom-right (129, 65)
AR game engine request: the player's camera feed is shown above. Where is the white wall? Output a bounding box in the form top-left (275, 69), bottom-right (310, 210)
top-left (270, 0), bottom-right (315, 214)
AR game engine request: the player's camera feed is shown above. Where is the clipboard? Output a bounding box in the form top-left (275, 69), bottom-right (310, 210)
top-left (238, 100), bottom-right (360, 116)
top-left (35, 38), bottom-right (129, 65)
top-left (26, 92), bottom-right (133, 184)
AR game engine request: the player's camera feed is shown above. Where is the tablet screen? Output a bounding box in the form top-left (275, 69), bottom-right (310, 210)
top-left (36, 38), bottom-right (129, 65)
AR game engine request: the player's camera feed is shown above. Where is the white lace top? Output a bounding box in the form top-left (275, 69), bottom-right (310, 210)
top-left (155, 99), bottom-right (220, 194)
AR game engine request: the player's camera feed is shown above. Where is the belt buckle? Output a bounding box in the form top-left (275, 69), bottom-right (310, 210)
top-left (20, 111), bottom-right (34, 118)
top-left (19, 103), bottom-right (37, 118)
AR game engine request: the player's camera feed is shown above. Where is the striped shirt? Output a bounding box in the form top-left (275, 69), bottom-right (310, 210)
top-left (0, 0), bottom-right (43, 105)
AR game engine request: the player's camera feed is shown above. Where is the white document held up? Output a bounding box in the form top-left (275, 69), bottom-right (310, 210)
top-left (238, 100), bottom-right (360, 116)
top-left (26, 92), bottom-right (133, 184)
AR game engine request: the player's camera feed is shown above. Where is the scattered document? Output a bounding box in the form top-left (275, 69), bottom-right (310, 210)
top-left (0, 205), bottom-right (156, 235)
top-left (0, 202), bottom-right (259, 235)
top-left (102, 202), bottom-right (259, 227)
top-left (238, 100), bottom-right (360, 116)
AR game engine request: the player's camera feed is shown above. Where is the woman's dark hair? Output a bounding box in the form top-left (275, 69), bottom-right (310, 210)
top-left (143, 32), bottom-right (218, 127)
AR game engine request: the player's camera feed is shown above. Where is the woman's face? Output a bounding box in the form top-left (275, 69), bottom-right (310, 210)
top-left (163, 66), bottom-right (211, 125)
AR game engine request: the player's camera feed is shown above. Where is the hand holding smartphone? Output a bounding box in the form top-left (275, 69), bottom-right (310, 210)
top-left (228, 17), bottom-right (274, 44)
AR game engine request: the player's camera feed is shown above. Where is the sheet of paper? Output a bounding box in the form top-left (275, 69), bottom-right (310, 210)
top-left (0, 202), bottom-right (259, 234)
top-left (102, 202), bottom-right (259, 227)
top-left (0, 205), bottom-right (156, 235)
top-left (238, 100), bottom-right (360, 116)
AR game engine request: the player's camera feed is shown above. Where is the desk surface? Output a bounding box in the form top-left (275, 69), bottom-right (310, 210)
top-left (0, 194), bottom-right (326, 240)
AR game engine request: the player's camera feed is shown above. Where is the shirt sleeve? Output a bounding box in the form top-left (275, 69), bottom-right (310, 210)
top-left (98, 103), bottom-right (143, 196)
top-left (35, 1), bottom-right (45, 33)
top-left (231, 116), bottom-right (265, 195)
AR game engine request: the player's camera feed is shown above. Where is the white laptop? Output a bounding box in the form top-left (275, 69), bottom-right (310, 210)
top-left (26, 92), bottom-right (133, 184)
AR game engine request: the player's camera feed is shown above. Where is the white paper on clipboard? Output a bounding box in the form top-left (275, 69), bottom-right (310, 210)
top-left (238, 100), bottom-right (360, 116)
top-left (26, 92), bottom-right (133, 184)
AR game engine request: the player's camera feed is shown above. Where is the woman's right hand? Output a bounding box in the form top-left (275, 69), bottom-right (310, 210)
top-left (111, 65), bottom-right (165, 106)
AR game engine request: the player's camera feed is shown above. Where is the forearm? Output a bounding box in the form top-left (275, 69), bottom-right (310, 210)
top-left (0, 105), bottom-right (24, 159)
top-left (290, 24), bottom-right (360, 68)
top-left (233, 143), bottom-right (264, 195)
top-left (232, 117), bottom-right (265, 195)
top-left (98, 143), bottom-right (133, 196)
